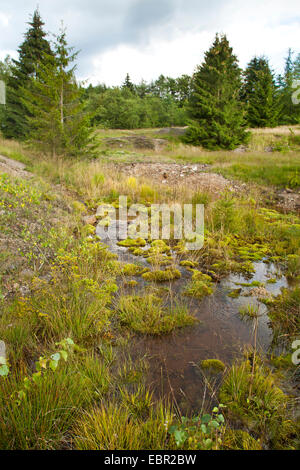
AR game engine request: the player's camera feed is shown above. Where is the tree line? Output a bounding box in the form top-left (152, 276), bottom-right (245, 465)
top-left (0, 9), bottom-right (300, 153)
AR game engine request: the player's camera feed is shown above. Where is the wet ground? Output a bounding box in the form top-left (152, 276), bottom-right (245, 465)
top-left (97, 220), bottom-right (288, 413)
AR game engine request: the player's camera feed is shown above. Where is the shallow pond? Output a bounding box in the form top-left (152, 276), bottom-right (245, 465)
top-left (97, 222), bottom-right (288, 413)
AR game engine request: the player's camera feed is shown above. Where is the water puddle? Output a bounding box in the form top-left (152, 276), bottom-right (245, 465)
top-left (97, 222), bottom-right (289, 413)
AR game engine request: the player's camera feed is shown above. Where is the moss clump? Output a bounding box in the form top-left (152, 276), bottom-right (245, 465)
top-left (238, 281), bottom-right (264, 288)
top-left (222, 430), bottom-right (262, 450)
top-left (128, 247), bottom-right (147, 256)
top-left (191, 270), bottom-right (212, 282)
top-left (72, 201), bottom-right (86, 213)
top-left (124, 280), bottom-right (138, 288)
top-left (117, 238), bottom-right (146, 247)
top-left (184, 280), bottom-right (214, 299)
top-left (146, 255), bottom-right (173, 266)
top-left (180, 260), bottom-right (198, 268)
top-left (121, 264), bottom-right (145, 276)
top-left (117, 294), bottom-right (196, 335)
top-left (227, 288), bottom-right (242, 298)
top-left (201, 359), bottom-right (225, 373)
top-left (142, 268), bottom-right (181, 282)
top-left (149, 240), bottom-right (170, 254)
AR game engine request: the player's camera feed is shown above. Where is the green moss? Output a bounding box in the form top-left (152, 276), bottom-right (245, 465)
top-left (179, 260), bottom-right (198, 268)
top-left (227, 288), bottom-right (242, 298)
top-left (72, 201), bottom-right (86, 213)
top-left (191, 270), bottom-right (212, 282)
top-left (237, 280), bottom-right (264, 287)
top-left (124, 280), bottom-right (139, 288)
top-left (128, 247), bottom-right (147, 256)
top-left (270, 354), bottom-right (293, 370)
top-left (201, 359), bottom-right (225, 373)
top-left (146, 254), bottom-right (173, 266)
top-left (222, 430), bottom-right (262, 450)
top-left (142, 268), bottom-right (181, 282)
top-left (184, 280), bottom-right (214, 299)
top-left (117, 294), bottom-right (196, 335)
top-left (150, 240), bottom-right (170, 254)
top-left (121, 264), bottom-right (145, 276)
top-left (117, 238), bottom-right (146, 247)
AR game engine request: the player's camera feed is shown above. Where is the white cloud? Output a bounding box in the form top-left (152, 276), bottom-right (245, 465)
top-left (1, 0), bottom-right (300, 84)
top-left (87, 30), bottom-right (213, 85)
top-left (0, 12), bottom-right (10, 27)
top-left (86, 5), bottom-right (300, 86)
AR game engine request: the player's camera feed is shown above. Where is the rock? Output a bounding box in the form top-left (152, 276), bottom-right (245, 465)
top-left (233, 146), bottom-right (247, 153)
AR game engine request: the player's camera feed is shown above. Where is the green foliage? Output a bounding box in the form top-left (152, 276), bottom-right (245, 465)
top-left (184, 34), bottom-right (249, 149)
top-left (269, 287), bottom-right (300, 338)
top-left (242, 56), bottom-right (280, 128)
top-left (3, 9), bottom-right (53, 139)
top-left (22, 27), bottom-right (94, 157)
top-left (278, 49), bottom-right (300, 125)
top-left (219, 361), bottom-right (296, 447)
top-left (142, 268), bottom-right (181, 282)
top-left (168, 406), bottom-right (226, 450)
top-left (117, 294), bottom-right (196, 334)
top-left (0, 339), bottom-right (83, 449)
top-left (85, 73), bottom-right (191, 129)
top-left (201, 359), bottom-right (226, 372)
top-left (73, 401), bottom-right (172, 450)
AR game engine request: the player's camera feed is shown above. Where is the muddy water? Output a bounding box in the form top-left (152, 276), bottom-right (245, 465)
top-left (97, 223), bottom-right (288, 413)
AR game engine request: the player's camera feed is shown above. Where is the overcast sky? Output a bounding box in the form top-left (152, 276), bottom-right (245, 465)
top-left (0, 0), bottom-right (299, 86)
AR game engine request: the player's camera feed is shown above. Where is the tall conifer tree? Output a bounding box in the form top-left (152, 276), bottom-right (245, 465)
top-left (22, 26), bottom-right (93, 157)
top-left (3, 8), bottom-right (52, 139)
top-left (184, 34), bottom-right (248, 149)
top-left (242, 56), bottom-right (279, 128)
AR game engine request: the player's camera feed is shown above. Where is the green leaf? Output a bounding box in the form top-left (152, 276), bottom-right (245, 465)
top-left (201, 414), bottom-right (211, 424)
top-left (168, 425), bottom-right (177, 435)
top-left (201, 424), bottom-right (207, 434)
top-left (204, 438), bottom-right (213, 449)
top-left (218, 414), bottom-right (225, 423)
top-left (212, 407), bottom-right (219, 413)
top-left (0, 364), bottom-right (9, 376)
top-left (60, 350), bottom-right (68, 361)
top-left (209, 420), bottom-right (220, 429)
top-left (174, 429), bottom-right (187, 447)
top-left (49, 360), bottom-right (58, 371)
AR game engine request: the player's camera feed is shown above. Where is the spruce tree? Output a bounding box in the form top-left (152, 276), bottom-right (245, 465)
top-left (22, 26), bottom-right (93, 157)
top-left (184, 34), bottom-right (248, 149)
top-left (242, 56), bottom-right (279, 127)
top-left (122, 73), bottom-right (135, 93)
top-left (278, 50), bottom-right (300, 124)
top-left (3, 8), bottom-right (52, 139)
